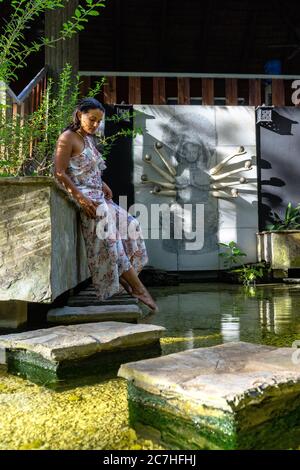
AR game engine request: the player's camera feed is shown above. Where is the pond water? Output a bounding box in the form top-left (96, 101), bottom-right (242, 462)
top-left (1, 282), bottom-right (300, 450)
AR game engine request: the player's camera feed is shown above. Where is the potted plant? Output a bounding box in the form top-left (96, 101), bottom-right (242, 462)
top-left (257, 202), bottom-right (300, 279)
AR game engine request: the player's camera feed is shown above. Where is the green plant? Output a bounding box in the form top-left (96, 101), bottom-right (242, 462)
top-left (231, 262), bottom-right (266, 286)
top-left (218, 241), bottom-right (270, 286)
top-left (218, 241), bottom-right (247, 269)
top-left (0, 0), bottom-right (106, 84)
top-left (0, 63), bottom-right (142, 176)
top-left (266, 202), bottom-right (300, 231)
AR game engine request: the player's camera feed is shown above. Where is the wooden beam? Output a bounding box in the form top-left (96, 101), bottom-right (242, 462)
top-left (202, 78), bottom-right (214, 105)
top-left (272, 79), bottom-right (285, 106)
top-left (129, 77), bottom-right (141, 104)
top-left (177, 77), bottom-right (190, 104)
top-left (249, 79), bottom-right (261, 106)
top-left (153, 78), bottom-right (166, 104)
top-left (45, 0), bottom-right (79, 80)
top-left (79, 76), bottom-right (91, 97)
top-left (103, 76), bottom-right (117, 104)
top-left (225, 78), bottom-right (238, 105)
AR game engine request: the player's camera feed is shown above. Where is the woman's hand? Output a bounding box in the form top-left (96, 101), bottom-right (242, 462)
top-left (76, 193), bottom-right (99, 219)
top-left (102, 181), bottom-right (113, 200)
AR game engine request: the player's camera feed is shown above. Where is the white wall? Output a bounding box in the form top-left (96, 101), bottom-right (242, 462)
top-left (133, 105), bottom-right (258, 271)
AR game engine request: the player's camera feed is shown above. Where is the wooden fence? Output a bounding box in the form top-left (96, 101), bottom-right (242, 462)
top-left (1, 67), bottom-right (47, 118)
top-left (78, 72), bottom-right (300, 107)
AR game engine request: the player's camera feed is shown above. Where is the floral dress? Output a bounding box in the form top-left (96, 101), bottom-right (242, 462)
top-left (66, 134), bottom-right (148, 300)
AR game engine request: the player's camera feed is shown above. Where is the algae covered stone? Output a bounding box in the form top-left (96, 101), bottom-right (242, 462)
top-left (118, 341), bottom-right (300, 450)
top-left (0, 322), bottom-right (165, 385)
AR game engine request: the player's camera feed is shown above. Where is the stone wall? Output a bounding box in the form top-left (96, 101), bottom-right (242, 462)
top-left (0, 177), bottom-right (90, 303)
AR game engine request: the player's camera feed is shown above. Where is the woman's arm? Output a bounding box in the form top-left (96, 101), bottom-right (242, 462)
top-left (54, 132), bottom-right (99, 218)
top-left (102, 181), bottom-right (113, 200)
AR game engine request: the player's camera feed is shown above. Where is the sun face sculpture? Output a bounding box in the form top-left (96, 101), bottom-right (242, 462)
top-left (141, 143), bottom-right (253, 199)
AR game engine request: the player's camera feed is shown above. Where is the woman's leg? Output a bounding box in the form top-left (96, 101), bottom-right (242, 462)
top-left (119, 276), bottom-right (133, 294)
top-left (120, 267), bottom-right (158, 312)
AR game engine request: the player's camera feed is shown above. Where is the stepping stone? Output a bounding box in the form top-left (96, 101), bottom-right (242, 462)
top-left (75, 292), bottom-right (132, 299)
top-left (67, 296), bottom-right (138, 307)
top-left (118, 342), bottom-right (300, 450)
top-left (0, 322), bottom-right (165, 387)
top-left (47, 305), bottom-right (143, 324)
top-left (283, 278), bottom-right (300, 284)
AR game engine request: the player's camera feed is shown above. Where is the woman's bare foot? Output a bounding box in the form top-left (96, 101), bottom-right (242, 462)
top-left (131, 287), bottom-right (159, 312)
top-left (120, 267), bottom-right (159, 312)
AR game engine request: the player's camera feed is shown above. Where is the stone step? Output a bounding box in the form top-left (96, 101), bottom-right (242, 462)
top-left (67, 296), bottom-right (138, 307)
top-left (0, 322), bottom-right (165, 386)
top-left (47, 305), bottom-right (143, 324)
top-left (75, 292), bottom-right (133, 299)
top-left (283, 278), bottom-right (300, 284)
top-left (118, 342), bottom-right (300, 450)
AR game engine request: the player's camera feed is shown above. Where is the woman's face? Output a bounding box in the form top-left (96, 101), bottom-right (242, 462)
top-left (78, 108), bottom-right (104, 135)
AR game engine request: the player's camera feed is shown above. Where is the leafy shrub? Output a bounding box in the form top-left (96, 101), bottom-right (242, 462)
top-left (0, 64), bottom-right (142, 176)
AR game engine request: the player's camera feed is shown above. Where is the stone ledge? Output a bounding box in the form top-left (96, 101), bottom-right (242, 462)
top-left (0, 322), bottom-right (166, 387)
top-left (47, 305), bottom-right (143, 324)
top-left (118, 342), bottom-right (300, 449)
top-left (0, 321), bottom-right (165, 363)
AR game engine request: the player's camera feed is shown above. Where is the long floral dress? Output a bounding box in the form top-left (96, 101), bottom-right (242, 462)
top-left (66, 134), bottom-right (148, 300)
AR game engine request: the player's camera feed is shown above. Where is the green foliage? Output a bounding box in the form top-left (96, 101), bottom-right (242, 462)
top-left (218, 241), bottom-right (247, 269)
top-left (231, 262), bottom-right (266, 286)
top-left (0, 0), bottom-right (106, 84)
top-left (266, 202), bottom-right (300, 231)
top-left (0, 64), bottom-right (142, 176)
top-left (218, 241), bottom-right (270, 286)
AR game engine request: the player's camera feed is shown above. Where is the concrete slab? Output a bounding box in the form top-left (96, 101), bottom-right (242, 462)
top-left (47, 305), bottom-right (143, 324)
top-left (0, 322), bottom-right (165, 386)
top-left (283, 278), bottom-right (300, 284)
top-left (67, 297), bottom-right (138, 307)
top-left (118, 342), bottom-right (300, 450)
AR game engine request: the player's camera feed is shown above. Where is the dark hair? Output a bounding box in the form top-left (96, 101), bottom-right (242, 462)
top-left (65, 98), bottom-right (105, 132)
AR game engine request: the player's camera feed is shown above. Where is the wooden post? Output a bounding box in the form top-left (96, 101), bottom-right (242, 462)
top-left (45, 0), bottom-right (79, 80)
top-left (129, 77), bottom-right (141, 104)
top-left (103, 76), bottom-right (117, 104)
top-left (272, 79), bottom-right (285, 106)
top-left (79, 76), bottom-right (91, 97)
top-left (153, 78), bottom-right (166, 104)
top-left (249, 79), bottom-right (261, 106)
top-left (177, 77), bottom-right (190, 104)
top-left (202, 78), bottom-right (214, 105)
top-left (225, 78), bottom-right (238, 105)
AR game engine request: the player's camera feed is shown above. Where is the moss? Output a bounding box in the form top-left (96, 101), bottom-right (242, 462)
top-left (127, 383), bottom-right (300, 450)
top-left (6, 343), bottom-right (162, 389)
top-left (127, 383), bottom-right (236, 450)
top-left (0, 368), bottom-right (164, 450)
top-left (160, 333), bottom-right (222, 345)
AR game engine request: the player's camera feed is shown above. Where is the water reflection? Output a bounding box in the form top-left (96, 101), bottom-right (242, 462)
top-left (221, 315), bottom-right (240, 343)
top-left (144, 283), bottom-right (300, 354)
top-left (2, 283), bottom-right (300, 450)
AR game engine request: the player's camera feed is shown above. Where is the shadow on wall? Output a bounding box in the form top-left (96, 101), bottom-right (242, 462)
top-left (259, 110), bottom-right (298, 135)
top-left (258, 107), bottom-right (299, 230)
